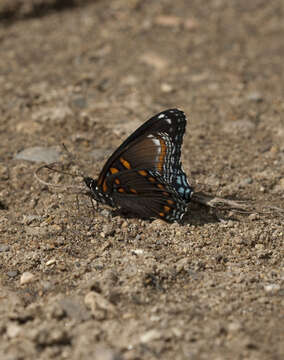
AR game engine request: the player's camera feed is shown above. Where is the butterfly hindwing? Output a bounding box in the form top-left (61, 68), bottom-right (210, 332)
top-left (107, 168), bottom-right (188, 221)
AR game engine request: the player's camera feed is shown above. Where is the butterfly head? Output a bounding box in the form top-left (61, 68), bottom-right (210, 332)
top-left (84, 176), bottom-right (96, 189)
top-left (84, 176), bottom-right (113, 205)
top-left (84, 177), bottom-right (100, 200)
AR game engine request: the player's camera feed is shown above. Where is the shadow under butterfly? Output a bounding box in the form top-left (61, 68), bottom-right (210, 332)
top-left (84, 109), bottom-right (193, 223)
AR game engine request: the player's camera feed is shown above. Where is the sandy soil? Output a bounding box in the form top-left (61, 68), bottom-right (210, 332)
top-left (0, 1), bottom-right (283, 359)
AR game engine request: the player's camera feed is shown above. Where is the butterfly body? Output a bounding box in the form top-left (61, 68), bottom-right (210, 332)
top-left (85, 109), bottom-right (193, 222)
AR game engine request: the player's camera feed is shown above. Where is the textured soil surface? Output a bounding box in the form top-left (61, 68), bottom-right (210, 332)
top-left (0, 1), bottom-right (283, 359)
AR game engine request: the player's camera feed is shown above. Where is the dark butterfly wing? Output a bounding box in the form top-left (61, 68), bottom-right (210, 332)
top-left (97, 109), bottom-right (189, 191)
top-left (86, 108), bottom-right (193, 222)
top-left (108, 169), bottom-right (190, 222)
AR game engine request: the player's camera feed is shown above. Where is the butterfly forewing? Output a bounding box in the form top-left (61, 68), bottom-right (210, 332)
top-left (86, 109), bottom-right (193, 222)
top-left (97, 109), bottom-right (186, 184)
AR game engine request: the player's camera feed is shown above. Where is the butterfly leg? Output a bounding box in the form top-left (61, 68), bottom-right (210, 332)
top-left (89, 197), bottom-right (99, 215)
top-left (75, 194), bottom-right (81, 212)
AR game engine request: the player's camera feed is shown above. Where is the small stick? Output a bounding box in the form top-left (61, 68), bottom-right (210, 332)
top-left (191, 192), bottom-right (250, 211)
top-left (191, 192), bottom-right (284, 218)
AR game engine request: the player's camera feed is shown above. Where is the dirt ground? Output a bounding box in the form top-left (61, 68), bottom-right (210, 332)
top-left (0, 1), bottom-right (283, 359)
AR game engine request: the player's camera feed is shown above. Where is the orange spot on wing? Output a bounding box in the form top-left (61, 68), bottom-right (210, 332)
top-left (167, 199), bottom-right (174, 205)
top-left (159, 212), bottom-right (165, 217)
top-left (118, 188), bottom-right (125, 193)
top-left (157, 184), bottom-right (165, 190)
top-left (130, 188), bottom-right (137, 194)
top-left (164, 206), bottom-right (171, 212)
top-left (110, 167), bottom-right (119, 174)
top-left (102, 180), bottom-right (107, 192)
top-left (120, 157), bottom-right (131, 169)
top-left (115, 178), bottom-right (120, 185)
top-left (97, 176), bottom-right (103, 186)
top-left (157, 137), bottom-right (166, 172)
top-left (138, 170), bottom-right (148, 176)
top-left (163, 191), bottom-right (170, 196)
top-left (148, 177), bottom-right (156, 182)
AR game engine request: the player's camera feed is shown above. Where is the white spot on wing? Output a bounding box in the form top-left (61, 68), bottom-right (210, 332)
top-left (158, 114), bottom-right (165, 119)
top-left (151, 138), bottom-right (161, 147)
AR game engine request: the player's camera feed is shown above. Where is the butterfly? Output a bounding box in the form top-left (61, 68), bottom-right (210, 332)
top-left (84, 109), bottom-right (193, 222)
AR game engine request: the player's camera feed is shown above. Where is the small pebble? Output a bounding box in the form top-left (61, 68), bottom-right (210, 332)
top-left (6, 323), bottom-right (21, 339)
top-left (84, 291), bottom-right (116, 320)
top-left (255, 243), bottom-right (264, 250)
top-left (248, 213), bottom-right (259, 221)
top-left (94, 346), bottom-right (121, 360)
top-left (0, 244), bottom-right (10, 252)
top-left (140, 53), bottom-right (169, 70)
top-left (227, 321), bottom-right (242, 332)
top-left (277, 178), bottom-right (284, 189)
top-left (0, 164), bottom-right (9, 180)
top-left (20, 272), bottom-right (36, 285)
top-left (175, 258), bottom-right (189, 273)
top-left (160, 83), bottom-right (173, 93)
top-left (100, 209), bottom-right (111, 218)
top-left (46, 259), bottom-right (56, 266)
top-left (264, 284), bottom-right (280, 294)
top-left (247, 92), bottom-right (263, 102)
top-left (140, 329), bottom-right (161, 343)
top-left (132, 249), bottom-right (144, 255)
top-left (184, 17), bottom-right (199, 30)
top-left (15, 146), bottom-right (61, 163)
top-left (22, 215), bottom-right (42, 225)
top-left (72, 97), bottom-right (87, 109)
top-left (155, 15), bottom-right (182, 27)
top-left (242, 177), bottom-right (253, 185)
top-left (7, 270), bottom-right (19, 278)
top-left (41, 280), bottom-right (53, 292)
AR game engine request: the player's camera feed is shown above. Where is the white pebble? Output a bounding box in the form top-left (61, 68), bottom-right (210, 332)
top-left (140, 329), bottom-right (161, 343)
top-left (46, 259), bottom-right (56, 266)
top-left (20, 272), bottom-right (36, 285)
top-left (264, 284), bottom-right (280, 293)
top-left (7, 323), bottom-right (21, 338)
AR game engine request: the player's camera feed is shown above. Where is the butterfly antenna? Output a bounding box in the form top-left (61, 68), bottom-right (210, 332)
top-left (43, 163), bottom-right (81, 179)
top-left (34, 163), bottom-right (85, 192)
top-left (34, 144), bottom-right (88, 193)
